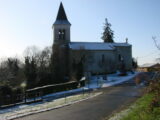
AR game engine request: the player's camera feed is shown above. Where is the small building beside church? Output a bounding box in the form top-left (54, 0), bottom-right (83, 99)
top-left (137, 63), bottom-right (160, 72)
top-left (52, 3), bottom-right (132, 78)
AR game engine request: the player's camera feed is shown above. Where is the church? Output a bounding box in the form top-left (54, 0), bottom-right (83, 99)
top-left (52, 2), bottom-right (132, 79)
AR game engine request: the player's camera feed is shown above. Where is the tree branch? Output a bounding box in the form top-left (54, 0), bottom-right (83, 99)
top-left (152, 36), bottom-right (160, 50)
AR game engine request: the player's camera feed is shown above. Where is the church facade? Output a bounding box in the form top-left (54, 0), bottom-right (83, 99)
top-left (52, 3), bottom-right (132, 78)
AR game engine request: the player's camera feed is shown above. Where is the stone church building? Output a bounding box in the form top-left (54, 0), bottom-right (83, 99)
top-left (52, 3), bottom-right (132, 78)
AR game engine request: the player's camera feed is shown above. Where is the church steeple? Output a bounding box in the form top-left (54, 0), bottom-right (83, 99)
top-left (56, 2), bottom-right (68, 21)
top-left (54, 2), bottom-right (71, 25)
top-left (52, 2), bottom-right (71, 44)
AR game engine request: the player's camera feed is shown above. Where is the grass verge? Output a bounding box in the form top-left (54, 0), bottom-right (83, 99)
top-left (119, 93), bottom-right (160, 120)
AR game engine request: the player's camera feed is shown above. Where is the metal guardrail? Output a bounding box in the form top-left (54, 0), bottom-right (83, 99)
top-left (0, 80), bottom-right (86, 109)
top-left (0, 92), bottom-right (43, 109)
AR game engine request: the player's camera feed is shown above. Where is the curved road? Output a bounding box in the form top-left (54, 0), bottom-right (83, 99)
top-left (15, 79), bottom-right (145, 120)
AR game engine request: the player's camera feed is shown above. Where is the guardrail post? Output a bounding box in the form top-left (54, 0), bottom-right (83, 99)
top-left (65, 92), bottom-right (67, 104)
top-left (83, 87), bottom-right (84, 97)
top-left (24, 92), bottom-right (26, 103)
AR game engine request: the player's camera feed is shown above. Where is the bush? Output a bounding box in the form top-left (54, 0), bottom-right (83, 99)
top-left (135, 73), bottom-right (150, 85)
top-left (120, 72), bottom-right (160, 120)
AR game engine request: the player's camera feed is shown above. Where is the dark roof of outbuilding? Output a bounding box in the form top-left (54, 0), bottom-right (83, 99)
top-left (140, 63), bottom-right (160, 68)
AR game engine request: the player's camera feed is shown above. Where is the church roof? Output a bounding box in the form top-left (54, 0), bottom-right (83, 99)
top-left (69, 42), bottom-right (131, 51)
top-left (54, 2), bottom-right (71, 25)
top-left (111, 43), bottom-right (131, 47)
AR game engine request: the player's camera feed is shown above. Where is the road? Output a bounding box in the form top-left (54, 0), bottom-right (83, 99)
top-left (15, 79), bottom-right (145, 120)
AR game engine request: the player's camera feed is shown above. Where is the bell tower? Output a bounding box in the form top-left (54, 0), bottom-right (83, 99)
top-left (51, 2), bottom-right (71, 81)
top-left (52, 2), bottom-right (71, 45)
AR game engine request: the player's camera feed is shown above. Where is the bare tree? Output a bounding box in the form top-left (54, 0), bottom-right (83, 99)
top-left (23, 46), bottom-right (52, 87)
top-left (152, 36), bottom-right (160, 50)
top-left (23, 46), bottom-right (52, 67)
top-left (152, 36), bottom-right (160, 63)
top-left (23, 46), bottom-right (41, 65)
top-left (38, 46), bottom-right (52, 67)
top-left (23, 46), bottom-right (40, 58)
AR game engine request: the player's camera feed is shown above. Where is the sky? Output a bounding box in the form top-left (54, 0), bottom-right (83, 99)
top-left (0, 0), bottom-right (160, 65)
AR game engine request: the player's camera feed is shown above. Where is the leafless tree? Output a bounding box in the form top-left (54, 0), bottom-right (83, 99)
top-left (38, 46), bottom-right (52, 67)
top-left (23, 46), bottom-right (40, 58)
top-left (152, 36), bottom-right (160, 50)
top-left (152, 36), bottom-right (160, 63)
top-left (23, 46), bottom-right (52, 67)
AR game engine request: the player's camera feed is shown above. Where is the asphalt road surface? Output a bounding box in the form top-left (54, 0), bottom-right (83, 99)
top-left (15, 79), bottom-right (145, 120)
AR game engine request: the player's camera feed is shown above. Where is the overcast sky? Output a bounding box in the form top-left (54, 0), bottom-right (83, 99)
top-left (0, 0), bottom-right (160, 65)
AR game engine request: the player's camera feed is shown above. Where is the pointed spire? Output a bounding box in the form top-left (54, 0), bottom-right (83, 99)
top-left (56, 2), bottom-right (68, 20)
top-left (54, 2), bottom-right (71, 25)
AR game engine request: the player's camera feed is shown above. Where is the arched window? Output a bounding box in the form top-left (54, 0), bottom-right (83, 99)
top-left (58, 29), bottom-right (65, 40)
top-left (102, 54), bottom-right (105, 63)
top-left (119, 54), bottom-right (124, 61)
top-left (58, 30), bottom-right (62, 40)
top-left (62, 29), bottom-right (65, 40)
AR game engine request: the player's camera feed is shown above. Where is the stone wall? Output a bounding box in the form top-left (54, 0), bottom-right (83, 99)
top-left (69, 49), bottom-right (117, 74)
top-left (115, 46), bottom-right (132, 71)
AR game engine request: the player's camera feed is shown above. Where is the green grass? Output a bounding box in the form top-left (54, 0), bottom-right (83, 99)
top-left (120, 93), bottom-right (160, 120)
